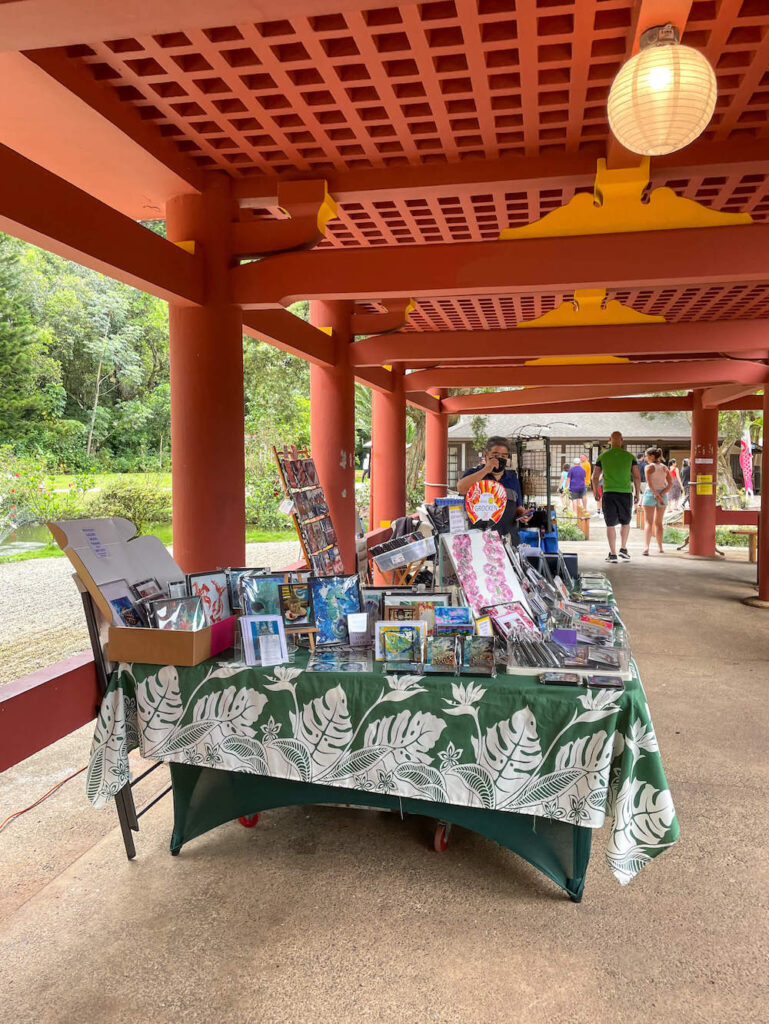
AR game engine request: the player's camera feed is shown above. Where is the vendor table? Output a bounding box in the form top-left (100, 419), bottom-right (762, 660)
top-left (88, 651), bottom-right (678, 900)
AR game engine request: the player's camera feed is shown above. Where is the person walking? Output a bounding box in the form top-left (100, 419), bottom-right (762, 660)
top-left (681, 457), bottom-right (691, 509)
top-left (566, 457), bottom-right (587, 517)
top-left (592, 431), bottom-right (641, 563)
top-left (642, 447), bottom-right (673, 555)
top-left (579, 454), bottom-right (592, 514)
top-left (668, 458), bottom-right (683, 510)
top-left (558, 461), bottom-right (570, 510)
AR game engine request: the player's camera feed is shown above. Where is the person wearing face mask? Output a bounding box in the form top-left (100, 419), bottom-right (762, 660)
top-left (458, 435), bottom-right (533, 543)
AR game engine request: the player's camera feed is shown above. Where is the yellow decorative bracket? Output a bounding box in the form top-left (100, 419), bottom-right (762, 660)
top-left (499, 158), bottom-right (752, 240)
top-left (517, 288), bottom-right (664, 329)
top-left (173, 240), bottom-right (196, 254)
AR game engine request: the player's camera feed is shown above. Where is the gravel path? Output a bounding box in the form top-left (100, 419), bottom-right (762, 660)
top-left (0, 540), bottom-right (301, 685)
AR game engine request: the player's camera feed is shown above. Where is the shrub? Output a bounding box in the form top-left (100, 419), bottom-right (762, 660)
top-left (0, 445), bottom-right (92, 535)
top-left (245, 474), bottom-right (286, 531)
top-left (556, 521), bottom-right (586, 542)
top-left (86, 477), bottom-right (171, 534)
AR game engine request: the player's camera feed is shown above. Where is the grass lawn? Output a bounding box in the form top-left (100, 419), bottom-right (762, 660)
top-left (47, 471), bottom-right (173, 491)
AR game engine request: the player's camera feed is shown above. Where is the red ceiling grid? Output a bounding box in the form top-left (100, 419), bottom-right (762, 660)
top-left (400, 283), bottom-right (769, 332)
top-left (68, 2), bottom-right (768, 178)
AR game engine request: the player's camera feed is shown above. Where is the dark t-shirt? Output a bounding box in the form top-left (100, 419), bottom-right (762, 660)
top-left (460, 466), bottom-right (523, 538)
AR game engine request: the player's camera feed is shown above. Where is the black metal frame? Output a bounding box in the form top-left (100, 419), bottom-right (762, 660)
top-left (80, 585), bottom-right (171, 859)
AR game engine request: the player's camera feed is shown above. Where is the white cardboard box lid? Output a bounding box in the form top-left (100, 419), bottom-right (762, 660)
top-left (48, 517), bottom-right (183, 621)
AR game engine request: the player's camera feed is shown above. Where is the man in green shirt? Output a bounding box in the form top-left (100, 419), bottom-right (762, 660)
top-left (593, 431), bottom-right (641, 563)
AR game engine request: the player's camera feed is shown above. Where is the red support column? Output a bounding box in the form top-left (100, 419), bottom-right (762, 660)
top-left (425, 389), bottom-right (448, 503)
top-left (166, 176), bottom-right (245, 572)
top-left (759, 389), bottom-right (769, 600)
top-left (371, 367), bottom-right (406, 528)
top-left (689, 388), bottom-right (719, 557)
top-left (309, 300), bottom-right (357, 572)
top-left (745, 389), bottom-right (769, 606)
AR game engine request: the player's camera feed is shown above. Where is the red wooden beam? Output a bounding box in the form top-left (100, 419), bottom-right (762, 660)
top-left (232, 225), bottom-right (769, 308)
top-left (443, 385), bottom-right (643, 413)
top-left (406, 359), bottom-right (769, 392)
top-left (454, 396), bottom-right (697, 415)
top-left (0, 142), bottom-right (203, 305)
top-left (243, 310), bottom-right (334, 367)
top-left (699, 383), bottom-right (765, 408)
top-left (0, 653), bottom-right (99, 772)
top-left (351, 321), bottom-right (769, 367)
top-left (23, 48), bottom-right (205, 194)
top-left (234, 136), bottom-right (769, 208)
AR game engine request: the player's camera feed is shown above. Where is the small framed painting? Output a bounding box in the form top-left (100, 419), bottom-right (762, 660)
top-left (167, 580), bottom-right (188, 599)
top-left (309, 574), bottom-right (362, 646)
top-left (130, 577), bottom-right (164, 602)
top-left (100, 579), bottom-right (146, 627)
top-left (148, 596), bottom-right (206, 631)
top-left (227, 567), bottom-right (270, 611)
top-left (240, 573), bottom-right (284, 617)
top-left (279, 582), bottom-right (314, 628)
top-left (186, 570), bottom-right (231, 624)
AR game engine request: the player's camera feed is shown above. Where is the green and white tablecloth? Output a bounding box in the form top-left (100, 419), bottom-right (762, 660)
top-left (88, 654), bottom-right (678, 885)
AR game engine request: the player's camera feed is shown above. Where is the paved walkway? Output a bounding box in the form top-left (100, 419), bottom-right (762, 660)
top-left (1, 538), bottom-right (766, 1023)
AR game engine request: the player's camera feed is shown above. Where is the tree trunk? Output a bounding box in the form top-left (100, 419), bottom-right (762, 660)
top-left (86, 355), bottom-right (103, 457)
top-left (405, 411), bottom-right (425, 500)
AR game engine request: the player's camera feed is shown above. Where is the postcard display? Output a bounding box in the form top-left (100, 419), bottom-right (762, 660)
top-left (273, 445), bottom-right (345, 577)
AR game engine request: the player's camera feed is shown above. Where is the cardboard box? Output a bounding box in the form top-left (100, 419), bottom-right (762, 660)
top-left (49, 517), bottom-right (236, 667)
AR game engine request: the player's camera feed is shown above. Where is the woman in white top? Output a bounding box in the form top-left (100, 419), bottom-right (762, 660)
top-left (641, 447), bottom-right (672, 555)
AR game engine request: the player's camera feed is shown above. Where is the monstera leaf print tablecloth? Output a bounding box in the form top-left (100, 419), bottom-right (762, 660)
top-left (88, 654), bottom-right (679, 885)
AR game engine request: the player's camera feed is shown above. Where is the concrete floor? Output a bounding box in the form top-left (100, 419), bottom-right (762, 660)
top-left (1, 536), bottom-right (767, 1024)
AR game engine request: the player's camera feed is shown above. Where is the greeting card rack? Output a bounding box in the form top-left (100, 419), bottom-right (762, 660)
top-left (273, 444), bottom-right (344, 578)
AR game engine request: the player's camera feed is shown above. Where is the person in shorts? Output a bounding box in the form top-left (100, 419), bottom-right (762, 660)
top-left (565, 458), bottom-right (586, 517)
top-left (593, 431), bottom-right (641, 563)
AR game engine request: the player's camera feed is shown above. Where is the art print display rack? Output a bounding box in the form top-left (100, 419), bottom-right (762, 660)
top-left (273, 445), bottom-right (344, 578)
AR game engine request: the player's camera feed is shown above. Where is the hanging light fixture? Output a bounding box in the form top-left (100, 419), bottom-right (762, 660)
top-left (607, 23), bottom-right (717, 156)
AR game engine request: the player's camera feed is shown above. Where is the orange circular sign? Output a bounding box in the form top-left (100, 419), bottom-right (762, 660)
top-left (465, 479), bottom-right (508, 524)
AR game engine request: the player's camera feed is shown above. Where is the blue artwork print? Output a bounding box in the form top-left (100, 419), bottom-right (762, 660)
top-left (309, 575), bottom-right (361, 646)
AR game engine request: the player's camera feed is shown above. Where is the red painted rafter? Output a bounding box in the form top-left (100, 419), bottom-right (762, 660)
top-left (0, 141), bottom-right (202, 304)
top-left (350, 321), bottom-right (769, 367)
top-left (232, 224), bottom-right (769, 307)
top-left (406, 358), bottom-right (769, 392)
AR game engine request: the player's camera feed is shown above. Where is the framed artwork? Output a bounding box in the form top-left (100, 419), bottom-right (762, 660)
top-left (385, 604), bottom-right (417, 621)
top-left (374, 621), bottom-right (426, 661)
top-left (167, 580), bottom-right (188, 599)
top-left (100, 578), bottom-right (146, 627)
top-left (149, 596), bottom-right (206, 631)
top-left (447, 530), bottom-right (532, 617)
top-left (302, 459), bottom-right (320, 487)
top-left (483, 601), bottom-right (538, 638)
top-left (240, 574), bottom-right (284, 618)
top-left (282, 459), bottom-right (300, 489)
top-left (382, 593), bottom-right (451, 634)
top-left (433, 606), bottom-right (473, 635)
top-left (462, 636), bottom-right (496, 670)
top-left (130, 577), bottom-right (164, 603)
top-left (309, 574), bottom-right (362, 646)
top-left (279, 583), bottom-right (314, 628)
top-left (186, 570), bottom-right (231, 624)
top-left (227, 567), bottom-right (269, 611)
top-left (425, 636), bottom-right (459, 673)
top-left (361, 588), bottom-right (383, 621)
top-left (239, 615), bottom-right (288, 666)
top-left (308, 489), bottom-right (328, 518)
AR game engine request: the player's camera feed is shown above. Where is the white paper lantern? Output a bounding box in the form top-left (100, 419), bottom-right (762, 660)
top-left (608, 27), bottom-right (717, 156)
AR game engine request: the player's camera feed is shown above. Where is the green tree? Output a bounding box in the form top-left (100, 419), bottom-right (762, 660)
top-left (0, 236), bottom-right (60, 441)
